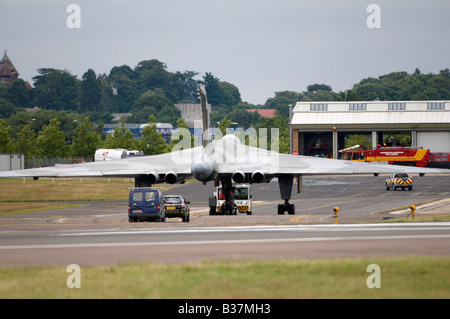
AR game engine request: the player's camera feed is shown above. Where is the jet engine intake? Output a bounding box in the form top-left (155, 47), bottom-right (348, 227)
top-left (232, 170), bottom-right (245, 183)
top-left (251, 171), bottom-right (265, 183)
top-left (147, 171), bottom-right (160, 184)
top-left (165, 172), bottom-right (178, 184)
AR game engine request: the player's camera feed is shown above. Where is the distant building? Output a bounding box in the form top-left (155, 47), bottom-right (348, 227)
top-left (289, 100), bottom-right (450, 168)
top-left (175, 103), bottom-right (211, 128)
top-left (103, 123), bottom-right (173, 143)
top-left (0, 51), bottom-right (19, 84)
top-left (0, 154), bottom-right (24, 171)
top-left (247, 108), bottom-right (276, 118)
top-left (25, 106), bottom-right (41, 112)
top-left (111, 113), bottom-right (132, 122)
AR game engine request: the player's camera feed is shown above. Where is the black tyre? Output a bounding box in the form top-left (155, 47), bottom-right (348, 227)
top-left (288, 204), bottom-right (295, 215)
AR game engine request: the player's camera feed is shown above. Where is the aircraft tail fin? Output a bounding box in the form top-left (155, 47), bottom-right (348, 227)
top-left (199, 86), bottom-right (211, 147)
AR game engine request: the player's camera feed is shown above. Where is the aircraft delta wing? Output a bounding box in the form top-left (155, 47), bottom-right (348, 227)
top-left (0, 146), bottom-right (198, 185)
top-left (0, 87), bottom-right (447, 215)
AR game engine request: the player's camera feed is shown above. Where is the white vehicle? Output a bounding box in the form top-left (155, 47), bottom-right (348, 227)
top-left (126, 150), bottom-right (144, 157)
top-left (209, 184), bottom-right (252, 215)
top-left (94, 149), bottom-right (144, 161)
top-left (95, 149), bottom-right (127, 161)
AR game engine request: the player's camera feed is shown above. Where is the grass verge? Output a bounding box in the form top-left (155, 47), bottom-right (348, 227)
top-left (377, 215), bottom-right (450, 223)
top-left (0, 256), bottom-right (448, 299)
top-left (0, 178), bottom-right (135, 202)
top-left (0, 177), bottom-right (180, 202)
top-left (0, 202), bottom-right (80, 217)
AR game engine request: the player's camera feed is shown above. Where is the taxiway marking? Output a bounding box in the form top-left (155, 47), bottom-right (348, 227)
top-left (1, 222), bottom-right (449, 250)
top-left (1, 234), bottom-right (450, 250)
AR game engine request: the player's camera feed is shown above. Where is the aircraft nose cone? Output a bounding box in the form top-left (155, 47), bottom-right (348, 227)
top-left (192, 161), bottom-right (214, 182)
top-left (196, 164), bottom-right (205, 174)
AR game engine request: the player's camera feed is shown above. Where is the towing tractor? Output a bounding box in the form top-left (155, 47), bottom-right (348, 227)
top-left (209, 184), bottom-right (252, 215)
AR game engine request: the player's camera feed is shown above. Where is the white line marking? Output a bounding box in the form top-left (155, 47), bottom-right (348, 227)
top-left (50, 222), bottom-right (450, 237)
top-left (1, 234), bottom-right (450, 250)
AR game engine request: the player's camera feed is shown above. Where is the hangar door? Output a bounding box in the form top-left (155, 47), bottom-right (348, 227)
top-left (417, 132), bottom-right (450, 153)
top-left (298, 132), bottom-right (333, 157)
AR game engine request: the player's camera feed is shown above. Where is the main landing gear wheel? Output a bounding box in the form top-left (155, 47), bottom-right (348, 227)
top-left (277, 202), bottom-right (295, 215)
top-left (277, 174), bottom-right (296, 215)
top-left (220, 202), bottom-right (237, 215)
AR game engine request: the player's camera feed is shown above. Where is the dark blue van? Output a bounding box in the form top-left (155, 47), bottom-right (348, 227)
top-left (128, 188), bottom-right (166, 222)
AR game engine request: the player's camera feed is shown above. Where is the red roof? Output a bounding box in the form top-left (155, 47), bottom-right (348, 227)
top-left (247, 109), bottom-right (277, 118)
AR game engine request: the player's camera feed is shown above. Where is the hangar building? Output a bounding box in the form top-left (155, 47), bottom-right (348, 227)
top-left (289, 100), bottom-right (450, 168)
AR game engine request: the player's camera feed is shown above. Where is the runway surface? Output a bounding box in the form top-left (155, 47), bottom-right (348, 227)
top-left (1, 223), bottom-right (449, 267)
top-left (0, 175), bottom-right (449, 267)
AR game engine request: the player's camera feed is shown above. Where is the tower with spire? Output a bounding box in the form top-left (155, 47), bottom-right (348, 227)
top-left (0, 50), bottom-right (19, 83)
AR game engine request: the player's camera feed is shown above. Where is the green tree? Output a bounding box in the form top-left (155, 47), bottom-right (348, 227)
top-left (36, 118), bottom-right (69, 158)
top-left (219, 81), bottom-right (241, 107)
top-left (335, 89), bottom-right (365, 101)
top-left (96, 74), bottom-right (114, 113)
top-left (439, 68), bottom-right (450, 78)
top-left (72, 116), bottom-right (101, 159)
top-left (202, 73), bottom-right (241, 107)
top-left (426, 73), bottom-right (450, 99)
top-left (32, 68), bottom-right (79, 111)
top-left (303, 89), bottom-right (337, 102)
top-left (265, 91), bottom-right (302, 117)
top-left (135, 59), bottom-right (184, 102)
top-left (6, 79), bottom-right (32, 107)
top-left (0, 98), bottom-right (20, 118)
top-left (14, 121), bottom-right (38, 157)
top-left (307, 84), bottom-right (333, 92)
top-left (129, 89), bottom-right (180, 125)
top-left (227, 109), bottom-right (260, 128)
top-left (352, 69), bottom-right (450, 101)
top-left (7, 109), bottom-right (83, 142)
top-left (0, 83), bottom-right (8, 101)
top-left (80, 69), bottom-right (101, 112)
top-left (202, 72), bottom-right (224, 107)
top-left (132, 89), bottom-right (172, 112)
top-left (253, 116), bottom-right (290, 153)
top-left (175, 71), bottom-right (201, 103)
top-left (103, 121), bottom-right (137, 149)
top-left (0, 117), bottom-right (14, 153)
top-left (109, 65), bottom-right (136, 79)
top-left (109, 74), bottom-right (139, 113)
top-left (138, 115), bottom-right (170, 155)
top-left (217, 117), bottom-right (231, 136)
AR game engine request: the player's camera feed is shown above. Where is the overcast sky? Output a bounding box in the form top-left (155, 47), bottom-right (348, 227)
top-left (1, 0), bottom-right (449, 105)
